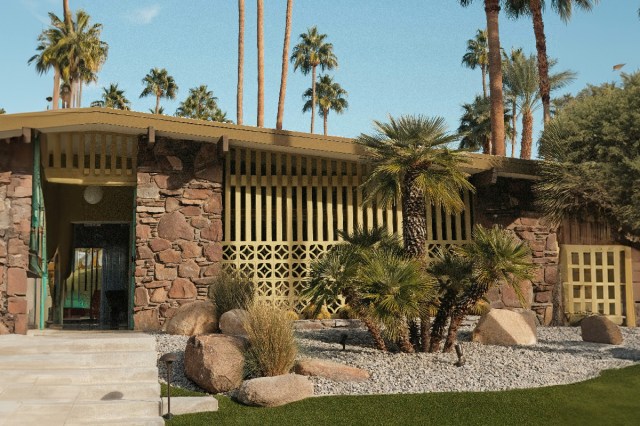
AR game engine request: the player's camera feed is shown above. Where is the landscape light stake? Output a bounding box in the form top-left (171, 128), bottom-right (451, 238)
top-left (160, 353), bottom-right (179, 420)
top-left (340, 333), bottom-right (348, 350)
top-left (454, 343), bottom-right (466, 367)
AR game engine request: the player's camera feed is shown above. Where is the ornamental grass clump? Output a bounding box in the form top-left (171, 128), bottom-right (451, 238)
top-left (243, 302), bottom-right (298, 378)
top-left (208, 268), bottom-right (255, 321)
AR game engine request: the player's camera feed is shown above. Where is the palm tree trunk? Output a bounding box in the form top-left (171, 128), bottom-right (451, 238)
top-left (484, 0), bottom-right (506, 156)
top-left (276, 0), bottom-right (293, 130)
top-left (70, 79), bottom-right (77, 108)
top-left (52, 68), bottom-right (60, 110)
top-left (481, 65), bottom-right (487, 99)
top-left (257, 0), bottom-right (264, 127)
top-left (310, 66), bottom-right (316, 133)
top-left (429, 296), bottom-right (454, 353)
top-left (419, 313), bottom-right (431, 352)
top-left (155, 95), bottom-right (160, 115)
top-left (443, 314), bottom-right (464, 353)
top-left (78, 81), bottom-right (83, 107)
top-left (529, 0), bottom-right (551, 125)
top-left (63, 0), bottom-right (72, 30)
top-left (511, 98), bottom-right (517, 157)
top-left (482, 136), bottom-right (491, 155)
top-left (520, 109), bottom-right (533, 159)
top-left (398, 326), bottom-right (415, 354)
top-left (361, 316), bottom-right (387, 351)
top-left (443, 284), bottom-right (487, 352)
top-left (401, 172), bottom-right (427, 258)
top-left (323, 109), bottom-right (328, 136)
top-left (237, 0), bottom-right (244, 125)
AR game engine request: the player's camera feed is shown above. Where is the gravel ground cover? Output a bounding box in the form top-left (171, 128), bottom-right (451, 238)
top-left (154, 322), bottom-right (640, 396)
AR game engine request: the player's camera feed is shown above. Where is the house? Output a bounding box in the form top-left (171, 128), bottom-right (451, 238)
top-left (0, 108), bottom-right (636, 334)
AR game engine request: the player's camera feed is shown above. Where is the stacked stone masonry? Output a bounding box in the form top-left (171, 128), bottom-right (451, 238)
top-left (133, 140), bottom-right (223, 331)
top-left (0, 142), bottom-right (33, 334)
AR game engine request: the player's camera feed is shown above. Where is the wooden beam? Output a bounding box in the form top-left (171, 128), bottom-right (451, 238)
top-left (472, 167), bottom-right (498, 187)
top-left (147, 126), bottom-right (155, 146)
top-left (22, 127), bottom-right (32, 144)
top-left (218, 135), bottom-right (229, 159)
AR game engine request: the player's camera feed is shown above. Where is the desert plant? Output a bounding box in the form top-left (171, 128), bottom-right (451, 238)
top-left (243, 303), bottom-right (297, 377)
top-left (207, 268), bottom-right (255, 321)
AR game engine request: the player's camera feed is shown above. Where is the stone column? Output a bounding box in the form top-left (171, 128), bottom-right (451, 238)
top-left (133, 140), bottom-right (223, 330)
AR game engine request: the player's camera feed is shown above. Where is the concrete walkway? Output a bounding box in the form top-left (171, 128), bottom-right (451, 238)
top-left (0, 330), bottom-right (163, 425)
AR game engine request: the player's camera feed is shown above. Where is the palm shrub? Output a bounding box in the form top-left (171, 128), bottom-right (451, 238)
top-left (207, 268), bottom-right (255, 322)
top-left (243, 303), bottom-right (297, 378)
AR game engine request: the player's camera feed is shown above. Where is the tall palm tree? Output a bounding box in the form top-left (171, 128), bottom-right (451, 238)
top-left (458, 95), bottom-right (513, 155)
top-left (291, 26), bottom-right (338, 134)
top-left (256, 0), bottom-right (264, 127)
top-left (237, 0), bottom-right (244, 125)
top-left (175, 85), bottom-right (230, 123)
top-left (502, 52), bottom-right (576, 159)
top-left (505, 0), bottom-right (598, 125)
top-left (140, 68), bottom-right (178, 114)
top-left (461, 29), bottom-right (489, 98)
top-left (460, 1), bottom-right (506, 156)
top-left (29, 13), bottom-right (65, 110)
top-left (302, 75), bottom-right (348, 136)
top-left (502, 48), bottom-right (525, 157)
top-left (276, 0), bottom-right (294, 130)
top-left (90, 83), bottom-right (130, 110)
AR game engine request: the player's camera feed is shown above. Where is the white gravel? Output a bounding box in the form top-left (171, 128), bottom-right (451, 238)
top-left (154, 322), bottom-right (640, 396)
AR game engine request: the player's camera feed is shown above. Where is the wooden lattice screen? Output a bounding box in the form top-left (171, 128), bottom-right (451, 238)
top-left (561, 244), bottom-right (636, 326)
top-left (222, 147), bottom-right (474, 312)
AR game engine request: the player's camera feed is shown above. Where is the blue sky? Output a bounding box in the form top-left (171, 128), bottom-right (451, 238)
top-left (2, 0), bottom-right (639, 157)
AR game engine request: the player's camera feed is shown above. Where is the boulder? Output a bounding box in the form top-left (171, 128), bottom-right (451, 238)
top-left (165, 301), bottom-right (217, 336)
top-left (294, 358), bottom-right (370, 382)
top-left (236, 374), bottom-right (314, 407)
top-left (0, 322), bottom-right (10, 335)
top-left (581, 316), bottom-right (623, 345)
top-left (472, 309), bottom-right (537, 346)
top-left (184, 334), bottom-right (246, 393)
top-left (219, 309), bottom-right (248, 337)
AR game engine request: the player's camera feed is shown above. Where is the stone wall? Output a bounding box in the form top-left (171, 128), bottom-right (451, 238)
top-left (133, 139), bottom-right (223, 330)
top-left (0, 142), bottom-right (33, 334)
top-left (474, 177), bottom-right (559, 325)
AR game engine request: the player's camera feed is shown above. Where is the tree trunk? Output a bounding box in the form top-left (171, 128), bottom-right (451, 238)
top-left (52, 68), bottom-right (60, 110)
top-left (429, 295), bottom-right (454, 353)
top-left (520, 109), bottom-right (533, 159)
top-left (482, 136), bottom-right (490, 155)
top-left (481, 65), bottom-right (487, 99)
top-left (397, 321), bottom-right (415, 353)
top-left (443, 314), bottom-right (464, 353)
top-left (78, 80), bottom-right (83, 107)
top-left (409, 319), bottom-right (420, 351)
top-left (511, 98), bottom-right (517, 157)
top-left (63, 0), bottom-right (72, 30)
top-left (323, 109), bottom-right (328, 136)
top-left (419, 314), bottom-right (431, 352)
top-left (237, 0), bottom-right (244, 125)
top-left (310, 66), bottom-right (316, 133)
top-left (551, 272), bottom-right (565, 326)
top-left (484, 0), bottom-right (506, 156)
top-left (69, 79), bottom-right (77, 108)
top-left (276, 0), bottom-right (293, 130)
top-left (443, 284), bottom-right (487, 352)
top-left (530, 0), bottom-right (551, 125)
top-left (155, 94), bottom-right (160, 115)
top-left (401, 172), bottom-right (427, 258)
top-left (361, 316), bottom-right (387, 351)
top-left (257, 0), bottom-right (264, 127)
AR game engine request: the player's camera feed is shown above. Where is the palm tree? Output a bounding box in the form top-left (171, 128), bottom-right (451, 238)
top-left (357, 115), bottom-right (474, 259)
top-left (237, 0), bottom-right (244, 125)
top-left (148, 106), bottom-right (165, 115)
top-left (256, 0), bottom-right (264, 127)
top-left (460, 1), bottom-right (506, 156)
top-left (502, 52), bottom-right (576, 158)
top-left (302, 75), bottom-right (348, 136)
top-left (291, 26), bottom-right (338, 133)
top-left (0, 108), bottom-right (5, 114)
top-left (505, 0), bottom-right (598, 125)
top-left (175, 85), bottom-right (231, 123)
top-left (29, 13), bottom-right (65, 110)
top-left (276, 0), bottom-right (294, 130)
top-left (502, 48), bottom-right (524, 157)
top-left (461, 29), bottom-right (489, 98)
top-left (140, 68), bottom-right (178, 114)
top-left (90, 83), bottom-right (130, 110)
top-left (458, 95), bottom-right (513, 154)
top-left (442, 225), bottom-right (533, 352)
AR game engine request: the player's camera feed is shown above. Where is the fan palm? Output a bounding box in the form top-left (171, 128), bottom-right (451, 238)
top-left (90, 83), bottom-right (130, 110)
top-left (458, 95), bottom-right (513, 154)
top-left (302, 75), bottom-right (348, 136)
top-left (175, 85), bottom-right (218, 119)
top-left (502, 52), bottom-right (576, 159)
top-left (505, 0), bottom-right (598, 125)
top-left (461, 29), bottom-right (489, 98)
top-left (237, 0), bottom-right (244, 125)
top-left (357, 115), bottom-right (474, 259)
top-left (276, 0), bottom-right (294, 130)
top-left (459, 1), bottom-right (506, 156)
top-left (290, 26), bottom-right (338, 133)
top-left (443, 225), bottom-right (534, 352)
top-left (502, 48), bottom-right (524, 157)
top-left (140, 68), bottom-right (178, 114)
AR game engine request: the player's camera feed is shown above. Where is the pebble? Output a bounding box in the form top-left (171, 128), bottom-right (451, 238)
top-left (154, 322), bottom-right (640, 396)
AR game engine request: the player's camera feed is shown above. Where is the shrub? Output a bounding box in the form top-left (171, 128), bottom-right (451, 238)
top-left (244, 303), bottom-right (297, 378)
top-left (208, 268), bottom-right (255, 321)
top-left (302, 304), bottom-right (332, 320)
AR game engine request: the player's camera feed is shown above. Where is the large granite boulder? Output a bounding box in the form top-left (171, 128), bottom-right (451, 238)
top-left (165, 301), bottom-right (217, 336)
top-left (236, 374), bottom-right (314, 407)
top-left (472, 309), bottom-right (537, 346)
top-left (294, 358), bottom-right (370, 382)
top-left (219, 309), bottom-right (248, 337)
top-left (184, 334), bottom-right (246, 393)
top-left (581, 315), bottom-right (623, 345)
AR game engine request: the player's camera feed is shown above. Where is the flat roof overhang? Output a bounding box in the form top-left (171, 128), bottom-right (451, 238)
top-left (0, 108), bottom-right (540, 180)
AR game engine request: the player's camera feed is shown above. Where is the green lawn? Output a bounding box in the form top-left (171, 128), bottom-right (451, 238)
top-left (165, 364), bottom-right (640, 426)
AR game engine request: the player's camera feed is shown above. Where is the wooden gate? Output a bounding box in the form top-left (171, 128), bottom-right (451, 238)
top-left (561, 245), bottom-right (636, 326)
top-left (222, 147), bottom-right (473, 313)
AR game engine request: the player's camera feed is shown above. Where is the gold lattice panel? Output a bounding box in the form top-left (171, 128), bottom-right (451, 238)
top-left (561, 245), bottom-right (636, 326)
top-left (222, 147), bottom-right (473, 313)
